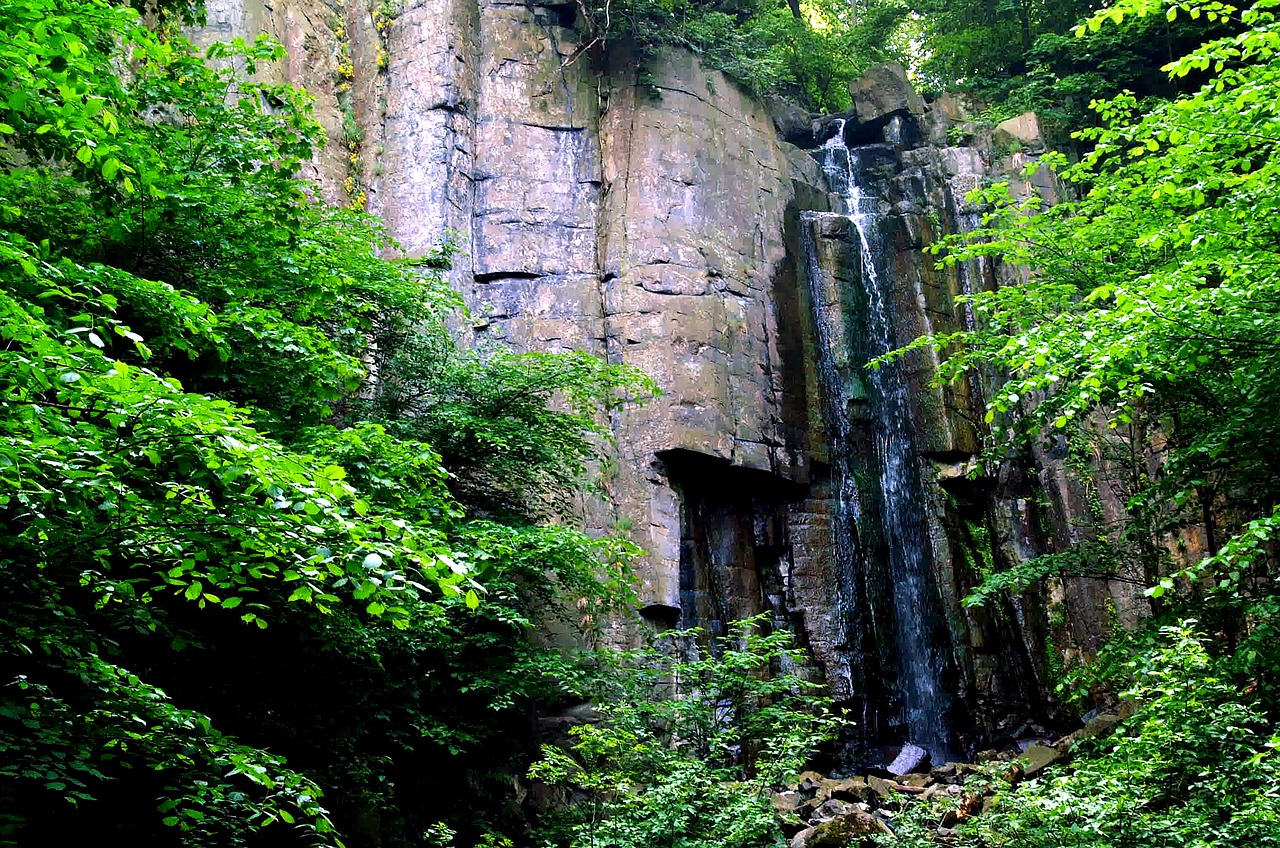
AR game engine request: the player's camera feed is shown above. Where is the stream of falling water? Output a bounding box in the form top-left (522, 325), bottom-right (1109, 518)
top-left (798, 212), bottom-right (864, 715)
top-left (810, 121), bottom-right (954, 762)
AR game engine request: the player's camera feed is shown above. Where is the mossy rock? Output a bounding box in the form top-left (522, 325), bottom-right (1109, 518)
top-left (807, 811), bottom-right (890, 848)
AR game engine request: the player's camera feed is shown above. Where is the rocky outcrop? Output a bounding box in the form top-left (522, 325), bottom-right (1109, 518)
top-left (776, 711), bottom-right (1123, 846)
top-left (194, 0), bottom-right (1148, 763)
top-left (849, 62), bottom-right (925, 126)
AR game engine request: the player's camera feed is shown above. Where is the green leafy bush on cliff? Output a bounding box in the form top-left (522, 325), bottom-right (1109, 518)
top-left (530, 617), bottom-right (847, 848)
top-left (572, 0), bottom-right (907, 111)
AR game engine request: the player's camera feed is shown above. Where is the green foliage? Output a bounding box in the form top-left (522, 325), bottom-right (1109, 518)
top-left (530, 617), bottom-right (846, 848)
top-left (961, 540), bottom-right (1149, 607)
top-left (573, 0), bottom-right (905, 111)
top-left (357, 340), bottom-right (657, 519)
top-left (0, 0), bottom-right (651, 844)
top-left (896, 0), bottom-right (1234, 142)
top-left (877, 624), bottom-right (1280, 848)
top-left (964, 623), bottom-right (1280, 847)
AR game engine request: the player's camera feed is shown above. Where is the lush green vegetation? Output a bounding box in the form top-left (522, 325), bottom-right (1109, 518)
top-left (571, 0), bottom-right (911, 110)
top-left (570, 0), bottom-right (1230, 135)
top-left (9, 0), bottom-right (1280, 845)
top-left (901, 0), bottom-right (1232, 131)
top-left (531, 618), bottom-right (845, 848)
top-left (0, 0), bottom-right (655, 844)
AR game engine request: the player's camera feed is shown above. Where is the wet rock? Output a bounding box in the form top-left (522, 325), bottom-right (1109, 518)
top-left (791, 825), bottom-right (816, 848)
top-left (1021, 743), bottom-right (1064, 776)
top-left (765, 94), bottom-right (816, 147)
top-left (887, 743), bottom-right (931, 776)
top-left (850, 62), bottom-right (926, 125)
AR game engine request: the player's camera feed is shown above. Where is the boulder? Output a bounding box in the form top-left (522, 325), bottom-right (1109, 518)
top-left (794, 771), bottom-right (826, 796)
top-left (940, 146), bottom-right (985, 177)
top-left (920, 783), bottom-right (949, 802)
top-left (864, 774), bottom-right (924, 799)
top-left (824, 777), bottom-right (876, 805)
top-left (932, 92), bottom-right (983, 123)
top-left (765, 94), bottom-right (815, 147)
top-left (807, 810), bottom-right (892, 848)
top-left (900, 772), bottom-right (933, 789)
top-left (811, 798), bottom-right (858, 823)
top-left (850, 63), bottom-right (926, 126)
top-left (993, 112), bottom-right (1044, 153)
top-left (866, 775), bottom-right (896, 799)
top-left (887, 743), bottom-right (931, 777)
top-left (772, 790), bottom-right (808, 816)
top-left (791, 826), bottom-right (816, 848)
top-left (781, 816), bottom-right (812, 838)
top-left (1021, 743), bottom-right (1064, 776)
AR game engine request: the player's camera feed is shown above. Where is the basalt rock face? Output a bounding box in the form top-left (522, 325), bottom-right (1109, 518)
top-left (194, 0), bottom-right (1143, 762)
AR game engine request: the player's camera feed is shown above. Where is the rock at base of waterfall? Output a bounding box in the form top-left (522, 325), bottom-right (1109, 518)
top-left (807, 810), bottom-right (892, 848)
top-left (887, 742), bottom-right (932, 776)
top-left (1021, 743), bottom-right (1064, 776)
top-left (849, 63), bottom-right (926, 126)
top-left (824, 777), bottom-right (877, 805)
top-left (773, 790), bottom-right (808, 815)
top-left (794, 770), bottom-right (826, 795)
top-left (811, 798), bottom-right (858, 823)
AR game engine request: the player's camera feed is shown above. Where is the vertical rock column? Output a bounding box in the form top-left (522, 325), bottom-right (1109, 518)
top-left (598, 51), bottom-right (823, 621)
top-left (464, 0), bottom-right (605, 354)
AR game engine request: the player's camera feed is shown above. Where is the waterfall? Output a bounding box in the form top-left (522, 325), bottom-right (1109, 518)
top-left (806, 121), bottom-right (956, 763)
top-left (798, 213), bottom-right (864, 710)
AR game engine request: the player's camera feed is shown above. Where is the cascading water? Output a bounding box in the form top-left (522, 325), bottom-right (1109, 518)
top-left (797, 212), bottom-right (866, 713)
top-left (805, 120), bottom-right (957, 763)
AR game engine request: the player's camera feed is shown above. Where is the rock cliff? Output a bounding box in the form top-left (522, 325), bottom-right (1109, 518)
top-left (195, 0), bottom-right (1148, 759)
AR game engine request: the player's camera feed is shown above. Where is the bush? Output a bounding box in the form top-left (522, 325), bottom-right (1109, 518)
top-left (530, 617), bottom-right (847, 848)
